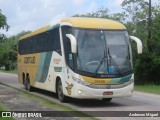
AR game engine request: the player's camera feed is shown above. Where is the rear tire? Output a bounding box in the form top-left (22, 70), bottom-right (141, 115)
top-left (102, 98), bottom-right (112, 102)
top-left (24, 76), bottom-right (33, 92)
top-left (57, 80), bottom-right (67, 102)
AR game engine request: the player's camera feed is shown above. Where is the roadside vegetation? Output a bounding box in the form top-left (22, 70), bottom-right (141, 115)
top-left (0, 69), bottom-right (17, 74)
top-left (135, 85), bottom-right (160, 95)
top-left (0, 83), bottom-right (96, 119)
top-left (74, 0), bottom-right (160, 85)
top-left (0, 103), bottom-right (14, 120)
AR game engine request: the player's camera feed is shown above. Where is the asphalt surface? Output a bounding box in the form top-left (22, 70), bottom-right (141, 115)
top-left (0, 72), bottom-right (160, 120)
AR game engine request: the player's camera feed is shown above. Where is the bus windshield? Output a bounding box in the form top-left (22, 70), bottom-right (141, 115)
top-left (74, 29), bottom-right (132, 75)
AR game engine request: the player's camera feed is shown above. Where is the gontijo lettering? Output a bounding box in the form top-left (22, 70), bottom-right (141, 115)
top-left (24, 57), bottom-right (35, 64)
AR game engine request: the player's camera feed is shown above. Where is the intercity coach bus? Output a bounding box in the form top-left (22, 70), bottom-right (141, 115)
top-left (18, 17), bottom-right (142, 102)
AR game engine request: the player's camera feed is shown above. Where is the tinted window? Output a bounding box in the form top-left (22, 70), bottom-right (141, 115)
top-left (18, 28), bottom-right (61, 55)
top-left (62, 26), bottom-right (74, 69)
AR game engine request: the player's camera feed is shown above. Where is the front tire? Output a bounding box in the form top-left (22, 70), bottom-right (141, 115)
top-left (57, 80), bottom-right (67, 102)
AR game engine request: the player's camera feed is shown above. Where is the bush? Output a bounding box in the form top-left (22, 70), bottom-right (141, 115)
top-left (135, 52), bottom-right (160, 85)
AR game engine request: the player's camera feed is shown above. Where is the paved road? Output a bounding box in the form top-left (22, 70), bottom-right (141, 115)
top-left (0, 72), bottom-right (160, 120)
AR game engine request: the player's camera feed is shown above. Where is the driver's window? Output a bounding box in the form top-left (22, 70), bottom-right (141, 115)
top-left (62, 26), bottom-right (74, 69)
top-left (66, 40), bottom-right (73, 68)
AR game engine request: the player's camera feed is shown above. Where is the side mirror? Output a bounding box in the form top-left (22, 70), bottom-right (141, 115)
top-left (129, 36), bottom-right (143, 54)
top-left (66, 34), bottom-right (77, 53)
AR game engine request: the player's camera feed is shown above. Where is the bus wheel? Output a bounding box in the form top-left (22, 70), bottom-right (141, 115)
top-left (57, 80), bottom-right (67, 102)
top-left (24, 76), bottom-right (33, 92)
top-left (102, 98), bottom-right (112, 102)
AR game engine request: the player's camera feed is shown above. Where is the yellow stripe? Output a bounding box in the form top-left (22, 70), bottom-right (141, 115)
top-left (19, 25), bottom-right (50, 40)
top-left (61, 17), bottom-right (126, 29)
top-left (81, 76), bottom-right (112, 85)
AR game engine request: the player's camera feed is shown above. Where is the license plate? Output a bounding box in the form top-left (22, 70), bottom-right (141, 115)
top-left (103, 91), bottom-right (113, 95)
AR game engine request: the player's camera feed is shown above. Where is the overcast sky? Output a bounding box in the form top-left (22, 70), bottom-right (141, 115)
top-left (0, 0), bottom-right (159, 36)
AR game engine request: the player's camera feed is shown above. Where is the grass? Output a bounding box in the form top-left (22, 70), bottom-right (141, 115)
top-left (0, 103), bottom-right (14, 120)
top-left (134, 85), bottom-right (160, 95)
top-left (22, 92), bottom-right (97, 119)
top-left (0, 83), bottom-right (97, 120)
top-left (0, 69), bottom-right (17, 74)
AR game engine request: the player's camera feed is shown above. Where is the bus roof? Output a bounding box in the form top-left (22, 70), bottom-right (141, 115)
top-left (61, 17), bottom-right (126, 30)
top-left (20, 17), bottom-right (126, 40)
top-left (19, 25), bottom-right (50, 40)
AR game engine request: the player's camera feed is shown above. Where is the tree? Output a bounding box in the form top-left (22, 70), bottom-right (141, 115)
top-left (121, 0), bottom-right (160, 84)
top-left (73, 7), bottom-right (111, 18)
top-left (149, 4), bottom-right (160, 55)
top-left (121, 0), bottom-right (148, 23)
top-left (110, 12), bottom-right (126, 23)
top-left (121, 0), bottom-right (149, 51)
top-left (0, 10), bottom-right (10, 69)
top-left (0, 9), bottom-right (9, 40)
top-left (0, 31), bottom-right (31, 70)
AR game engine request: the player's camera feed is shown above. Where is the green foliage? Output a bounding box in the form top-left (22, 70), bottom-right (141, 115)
top-left (110, 12), bottom-right (126, 23)
top-left (73, 7), bottom-right (111, 19)
top-left (135, 53), bottom-right (160, 85)
top-left (150, 5), bottom-right (160, 55)
top-left (0, 38), bottom-right (16, 70)
top-left (0, 31), bottom-right (31, 70)
top-left (73, 0), bottom-right (160, 85)
top-left (114, 0), bottom-right (160, 85)
top-left (0, 103), bottom-right (15, 120)
top-left (135, 85), bottom-right (160, 94)
top-left (0, 9), bottom-right (9, 40)
top-left (0, 10), bottom-right (31, 71)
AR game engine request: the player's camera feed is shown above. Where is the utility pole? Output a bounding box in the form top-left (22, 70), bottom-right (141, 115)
top-left (148, 0), bottom-right (152, 52)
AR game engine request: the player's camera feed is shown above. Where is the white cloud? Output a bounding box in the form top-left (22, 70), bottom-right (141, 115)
top-left (0, 0), bottom-right (72, 36)
top-left (42, 0), bottom-right (61, 8)
top-left (50, 12), bottom-right (66, 25)
top-left (3, 0), bottom-right (158, 36)
top-left (73, 0), bottom-right (85, 5)
top-left (86, 2), bottom-right (98, 13)
top-left (115, 0), bottom-right (123, 6)
top-left (75, 1), bottom-right (98, 14)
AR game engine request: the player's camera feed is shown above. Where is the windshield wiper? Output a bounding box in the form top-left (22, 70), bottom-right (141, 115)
top-left (92, 48), bottom-right (123, 77)
top-left (107, 48), bottom-right (123, 77)
top-left (94, 56), bottom-right (107, 74)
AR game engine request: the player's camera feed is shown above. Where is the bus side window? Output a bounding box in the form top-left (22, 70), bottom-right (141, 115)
top-left (52, 28), bottom-right (61, 54)
top-left (45, 28), bottom-right (61, 54)
top-left (18, 27), bottom-right (61, 55)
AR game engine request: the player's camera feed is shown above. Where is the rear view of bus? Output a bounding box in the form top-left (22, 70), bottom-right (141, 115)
top-left (60, 18), bottom-right (142, 102)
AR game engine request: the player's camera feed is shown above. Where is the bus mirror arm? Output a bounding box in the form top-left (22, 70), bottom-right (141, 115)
top-left (129, 36), bottom-right (143, 54)
top-left (66, 34), bottom-right (77, 53)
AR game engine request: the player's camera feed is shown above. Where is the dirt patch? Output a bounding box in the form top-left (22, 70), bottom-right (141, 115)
top-left (0, 84), bottom-right (78, 120)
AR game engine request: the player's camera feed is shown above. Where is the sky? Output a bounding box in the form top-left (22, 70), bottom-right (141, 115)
top-left (0, 0), bottom-right (159, 36)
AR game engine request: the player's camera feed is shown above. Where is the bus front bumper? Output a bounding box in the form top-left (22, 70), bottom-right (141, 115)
top-left (74, 83), bottom-right (134, 99)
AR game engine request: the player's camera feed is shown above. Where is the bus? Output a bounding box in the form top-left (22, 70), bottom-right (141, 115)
top-left (18, 17), bottom-right (142, 102)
